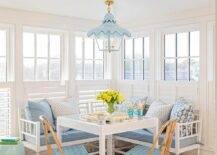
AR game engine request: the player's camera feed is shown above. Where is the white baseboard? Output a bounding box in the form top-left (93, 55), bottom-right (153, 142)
top-left (181, 149), bottom-right (215, 155)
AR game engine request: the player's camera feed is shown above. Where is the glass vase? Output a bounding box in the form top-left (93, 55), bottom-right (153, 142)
top-left (107, 102), bottom-right (115, 114)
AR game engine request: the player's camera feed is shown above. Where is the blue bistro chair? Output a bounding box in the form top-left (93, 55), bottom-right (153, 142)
top-left (126, 120), bottom-right (177, 155)
top-left (39, 116), bottom-right (88, 155)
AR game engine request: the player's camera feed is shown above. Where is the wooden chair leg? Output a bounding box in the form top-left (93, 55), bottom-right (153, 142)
top-left (35, 152), bottom-right (40, 155)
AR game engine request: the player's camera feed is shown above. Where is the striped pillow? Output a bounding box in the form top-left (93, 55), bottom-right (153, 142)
top-left (145, 100), bottom-right (173, 132)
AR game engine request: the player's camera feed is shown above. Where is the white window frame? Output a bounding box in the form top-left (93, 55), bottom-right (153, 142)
top-left (0, 23), bottom-right (14, 136)
top-left (160, 25), bottom-right (201, 82)
top-left (122, 34), bottom-right (151, 81)
top-left (75, 34), bottom-right (106, 80)
top-left (23, 27), bottom-right (67, 82)
top-left (0, 24), bottom-right (14, 83)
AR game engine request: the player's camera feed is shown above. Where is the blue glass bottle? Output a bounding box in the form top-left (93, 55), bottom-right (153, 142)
top-left (127, 107), bottom-right (134, 119)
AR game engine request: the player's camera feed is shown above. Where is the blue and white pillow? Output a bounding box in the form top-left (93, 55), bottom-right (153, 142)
top-left (170, 98), bottom-right (194, 123)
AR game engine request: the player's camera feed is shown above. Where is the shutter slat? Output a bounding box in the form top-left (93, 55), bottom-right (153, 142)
top-left (0, 88), bottom-right (11, 136)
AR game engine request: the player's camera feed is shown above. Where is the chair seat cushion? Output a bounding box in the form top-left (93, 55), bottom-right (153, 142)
top-left (116, 129), bottom-right (197, 148)
top-left (53, 144), bottom-right (88, 155)
top-left (126, 145), bottom-right (160, 155)
top-left (24, 129), bottom-right (98, 146)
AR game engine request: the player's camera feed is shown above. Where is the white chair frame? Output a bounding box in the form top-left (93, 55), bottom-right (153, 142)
top-left (19, 100), bottom-right (103, 155)
top-left (20, 119), bottom-right (99, 155)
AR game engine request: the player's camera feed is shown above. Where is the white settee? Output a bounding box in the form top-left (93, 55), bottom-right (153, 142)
top-left (20, 99), bottom-right (99, 155)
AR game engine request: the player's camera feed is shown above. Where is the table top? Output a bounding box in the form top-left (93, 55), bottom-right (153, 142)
top-left (57, 114), bottom-right (158, 136)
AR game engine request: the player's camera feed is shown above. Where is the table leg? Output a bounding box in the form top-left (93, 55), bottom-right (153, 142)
top-left (56, 123), bottom-right (62, 142)
top-left (99, 134), bottom-right (106, 155)
top-left (107, 135), bottom-right (113, 155)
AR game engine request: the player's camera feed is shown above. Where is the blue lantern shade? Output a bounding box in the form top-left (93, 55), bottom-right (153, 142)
top-left (87, 12), bottom-right (131, 52)
top-left (87, 13), bottom-right (131, 38)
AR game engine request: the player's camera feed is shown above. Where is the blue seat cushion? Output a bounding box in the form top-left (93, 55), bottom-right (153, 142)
top-left (24, 129), bottom-right (98, 146)
top-left (53, 144), bottom-right (88, 155)
top-left (25, 99), bottom-right (56, 134)
top-left (126, 145), bottom-right (160, 155)
top-left (116, 129), bottom-right (197, 148)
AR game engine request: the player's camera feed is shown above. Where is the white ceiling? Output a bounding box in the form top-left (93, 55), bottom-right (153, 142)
top-left (0, 0), bottom-right (214, 22)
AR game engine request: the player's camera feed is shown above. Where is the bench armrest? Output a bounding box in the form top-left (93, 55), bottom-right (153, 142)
top-left (176, 120), bottom-right (200, 138)
top-left (20, 119), bottom-right (41, 147)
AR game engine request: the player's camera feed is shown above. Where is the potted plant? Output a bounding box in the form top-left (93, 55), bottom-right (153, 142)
top-left (96, 90), bottom-right (124, 114)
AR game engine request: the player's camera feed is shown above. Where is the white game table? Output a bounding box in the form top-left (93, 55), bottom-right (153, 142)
top-left (57, 115), bottom-right (158, 155)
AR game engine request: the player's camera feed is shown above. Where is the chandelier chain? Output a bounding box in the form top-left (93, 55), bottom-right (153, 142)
top-left (105, 0), bottom-right (114, 12)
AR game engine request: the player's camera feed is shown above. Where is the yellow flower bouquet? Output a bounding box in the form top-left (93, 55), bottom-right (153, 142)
top-left (96, 90), bottom-right (124, 114)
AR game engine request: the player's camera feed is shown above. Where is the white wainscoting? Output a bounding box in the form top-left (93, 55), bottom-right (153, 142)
top-left (156, 81), bottom-right (199, 104)
top-left (116, 80), bottom-right (152, 99)
top-left (74, 80), bottom-right (111, 114)
top-left (23, 81), bottom-right (68, 101)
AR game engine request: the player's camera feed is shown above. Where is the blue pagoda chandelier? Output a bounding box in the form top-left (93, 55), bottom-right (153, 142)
top-left (87, 0), bottom-right (131, 53)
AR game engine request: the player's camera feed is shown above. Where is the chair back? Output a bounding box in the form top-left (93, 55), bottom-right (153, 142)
top-left (148, 120), bottom-right (177, 155)
top-left (39, 116), bottom-right (63, 155)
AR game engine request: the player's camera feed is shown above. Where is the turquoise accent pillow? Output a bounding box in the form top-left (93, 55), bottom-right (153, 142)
top-left (25, 99), bottom-right (56, 134)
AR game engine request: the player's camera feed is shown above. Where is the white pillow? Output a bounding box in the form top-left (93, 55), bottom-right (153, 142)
top-left (49, 99), bottom-right (79, 117)
top-left (48, 99), bottom-right (79, 132)
top-left (145, 100), bottom-right (173, 132)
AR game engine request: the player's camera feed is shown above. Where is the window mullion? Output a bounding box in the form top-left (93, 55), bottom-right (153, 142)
top-left (163, 35), bottom-right (166, 80)
top-left (34, 33), bottom-right (37, 81)
top-left (164, 31), bottom-right (199, 82)
top-left (5, 30), bottom-right (8, 82)
top-left (188, 32), bottom-right (191, 81)
top-left (123, 37), bottom-right (149, 81)
top-left (93, 39), bottom-right (95, 80)
top-left (102, 45), bottom-right (105, 80)
top-left (123, 40), bottom-right (126, 79)
top-left (175, 33), bottom-right (178, 81)
top-left (133, 39), bottom-right (135, 80)
top-left (23, 30), bottom-right (62, 81)
top-left (143, 37), bottom-right (145, 80)
top-left (82, 37), bottom-right (85, 80)
top-left (48, 34), bottom-right (50, 81)
top-left (60, 35), bottom-right (63, 81)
